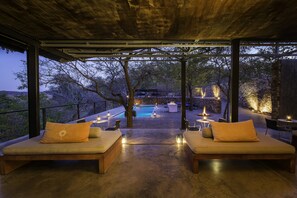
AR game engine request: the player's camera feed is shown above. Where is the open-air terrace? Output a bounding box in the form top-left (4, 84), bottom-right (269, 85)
top-left (1, 104), bottom-right (296, 197)
top-left (1, 0), bottom-right (297, 197)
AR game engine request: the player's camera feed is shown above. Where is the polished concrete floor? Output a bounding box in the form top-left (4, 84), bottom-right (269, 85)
top-left (1, 106), bottom-right (297, 197)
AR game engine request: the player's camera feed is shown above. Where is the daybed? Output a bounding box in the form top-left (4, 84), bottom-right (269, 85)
top-left (0, 130), bottom-right (122, 175)
top-left (184, 131), bottom-right (296, 173)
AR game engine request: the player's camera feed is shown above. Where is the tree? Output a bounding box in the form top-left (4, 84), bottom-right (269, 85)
top-left (40, 58), bottom-right (152, 127)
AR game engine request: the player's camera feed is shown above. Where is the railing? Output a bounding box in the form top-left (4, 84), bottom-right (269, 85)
top-left (39, 101), bottom-right (108, 129)
top-left (0, 101), bottom-right (119, 142)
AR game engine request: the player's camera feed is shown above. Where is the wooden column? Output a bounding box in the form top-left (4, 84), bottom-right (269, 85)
top-left (181, 59), bottom-right (187, 129)
top-left (230, 40), bottom-right (240, 122)
top-left (27, 45), bottom-right (40, 138)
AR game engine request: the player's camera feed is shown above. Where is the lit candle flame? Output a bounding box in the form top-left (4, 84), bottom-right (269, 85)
top-left (202, 106), bottom-right (207, 115)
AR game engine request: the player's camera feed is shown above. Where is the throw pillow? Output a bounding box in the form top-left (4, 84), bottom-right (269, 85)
top-left (89, 127), bottom-right (102, 138)
top-left (40, 121), bottom-right (92, 143)
top-left (210, 120), bottom-right (259, 142)
top-left (202, 127), bottom-right (213, 138)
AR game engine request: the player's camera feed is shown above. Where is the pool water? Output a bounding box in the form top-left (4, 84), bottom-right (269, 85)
top-left (114, 105), bottom-right (155, 118)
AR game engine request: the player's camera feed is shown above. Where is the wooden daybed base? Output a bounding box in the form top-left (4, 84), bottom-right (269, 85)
top-left (183, 131), bottom-right (296, 174)
top-left (184, 143), bottom-right (296, 174)
top-left (0, 136), bottom-right (122, 175)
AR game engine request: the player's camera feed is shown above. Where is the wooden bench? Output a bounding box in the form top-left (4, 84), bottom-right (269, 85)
top-left (0, 132), bottom-right (122, 175)
top-left (183, 131), bottom-right (296, 174)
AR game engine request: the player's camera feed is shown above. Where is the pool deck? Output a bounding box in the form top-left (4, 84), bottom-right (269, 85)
top-left (1, 105), bottom-right (296, 197)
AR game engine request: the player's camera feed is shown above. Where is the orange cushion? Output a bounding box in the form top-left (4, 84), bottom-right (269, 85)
top-left (210, 120), bottom-right (259, 142)
top-left (40, 122), bottom-right (92, 143)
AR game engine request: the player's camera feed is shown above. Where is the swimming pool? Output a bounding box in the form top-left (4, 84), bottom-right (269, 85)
top-left (114, 105), bottom-right (155, 118)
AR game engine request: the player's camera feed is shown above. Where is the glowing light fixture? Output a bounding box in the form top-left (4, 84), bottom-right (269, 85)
top-left (96, 116), bottom-right (101, 122)
top-left (286, 115), bottom-right (292, 121)
top-left (122, 134), bottom-right (127, 144)
top-left (176, 134), bottom-right (183, 144)
top-left (212, 85), bottom-right (220, 98)
top-left (201, 89), bottom-right (206, 98)
top-left (107, 112), bottom-right (110, 117)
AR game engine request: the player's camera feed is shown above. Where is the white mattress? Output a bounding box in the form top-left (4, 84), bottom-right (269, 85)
top-left (3, 131), bottom-right (122, 155)
top-left (184, 131), bottom-right (295, 154)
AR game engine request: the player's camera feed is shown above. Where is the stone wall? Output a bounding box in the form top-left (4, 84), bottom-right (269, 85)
top-left (134, 97), bottom-right (221, 113)
top-left (271, 59), bottom-right (297, 119)
top-left (192, 97), bottom-right (221, 113)
top-left (271, 61), bottom-right (281, 119)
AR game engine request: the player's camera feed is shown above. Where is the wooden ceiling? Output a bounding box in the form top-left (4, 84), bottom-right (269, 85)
top-left (1, 0), bottom-right (297, 60)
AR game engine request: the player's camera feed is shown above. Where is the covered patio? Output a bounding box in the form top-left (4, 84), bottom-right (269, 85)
top-left (1, 0), bottom-right (297, 197)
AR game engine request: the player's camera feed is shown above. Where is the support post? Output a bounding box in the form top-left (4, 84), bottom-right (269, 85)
top-left (230, 39), bottom-right (240, 122)
top-left (93, 102), bottom-right (96, 114)
top-left (27, 45), bottom-right (40, 137)
top-left (42, 108), bottom-right (46, 129)
top-left (181, 59), bottom-right (187, 129)
top-left (77, 104), bottom-right (80, 119)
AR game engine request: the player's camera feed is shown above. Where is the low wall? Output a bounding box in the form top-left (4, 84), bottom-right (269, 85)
top-left (134, 97), bottom-right (221, 113)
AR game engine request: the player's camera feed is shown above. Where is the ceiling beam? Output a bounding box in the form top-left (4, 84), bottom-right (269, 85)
top-left (0, 25), bottom-right (39, 47)
top-left (41, 40), bottom-right (297, 49)
top-left (69, 53), bottom-right (297, 59)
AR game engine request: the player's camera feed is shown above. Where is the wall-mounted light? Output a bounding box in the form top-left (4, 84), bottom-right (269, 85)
top-left (286, 115), bottom-right (292, 121)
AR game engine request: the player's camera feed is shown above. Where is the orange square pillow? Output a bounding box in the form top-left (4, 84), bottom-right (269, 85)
top-left (210, 120), bottom-right (259, 142)
top-left (40, 122), bottom-right (92, 143)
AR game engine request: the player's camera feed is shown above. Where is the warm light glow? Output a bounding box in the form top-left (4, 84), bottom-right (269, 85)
top-left (259, 94), bottom-right (272, 113)
top-left (241, 83), bottom-right (272, 113)
top-left (287, 115), bottom-right (292, 121)
top-left (202, 106), bottom-right (207, 115)
top-left (96, 116), bottom-right (101, 121)
top-left (122, 135), bottom-right (127, 144)
top-left (176, 134), bottom-right (183, 144)
top-left (200, 106), bottom-right (209, 120)
top-left (201, 89), bottom-right (206, 98)
top-left (211, 160), bottom-right (222, 173)
top-left (212, 85), bottom-right (220, 98)
top-left (195, 87), bottom-right (202, 94)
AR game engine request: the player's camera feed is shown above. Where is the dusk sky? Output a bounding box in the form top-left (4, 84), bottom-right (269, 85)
top-left (0, 49), bottom-right (26, 91)
top-left (0, 49), bottom-right (48, 92)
